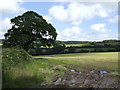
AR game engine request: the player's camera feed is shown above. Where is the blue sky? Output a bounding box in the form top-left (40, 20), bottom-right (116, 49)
top-left (0, 0), bottom-right (119, 41)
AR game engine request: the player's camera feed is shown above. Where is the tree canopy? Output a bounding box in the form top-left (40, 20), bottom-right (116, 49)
top-left (3, 11), bottom-right (57, 51)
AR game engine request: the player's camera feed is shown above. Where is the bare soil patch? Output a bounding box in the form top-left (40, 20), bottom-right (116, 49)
top-left (48, 69), bottom-right (119, 88)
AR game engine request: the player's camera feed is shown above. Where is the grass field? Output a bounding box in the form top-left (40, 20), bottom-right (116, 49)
top-left (65, 44), bottom-right (87, 47)
top-left (33, 52), bottom-right (118, 70)
top-left (3, 51), bottom-right (119, 88)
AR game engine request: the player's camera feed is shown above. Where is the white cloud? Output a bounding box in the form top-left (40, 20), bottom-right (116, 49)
top-left (90, 23), bottom-right (112, 40)
top-left (99, 34), bottom-right (109, 39)
top-left (57, 24), bottom-right (112, 41)
top-left (0, 0), bottom-right (26, 38)
top-left (49, 2), bottom-right (109, 25)
top-left (91, 23), bottom-right (111, 33)
top-left (52, 0), bottom-right (119, 2)
top-left (43, 15), bottom-right (52, 23)
top-left (89, 34), bottom-right (112, 41)
top-left (109, 15), bottom-right (118, 23)
top-left (0, 18), bottom-right (12, 39)
top-left (0, 0), bottom-right (26, 14)
top-left (49, 5), bottom-right (69, 23)
top-left (57, 26), bottom-right (89, 41)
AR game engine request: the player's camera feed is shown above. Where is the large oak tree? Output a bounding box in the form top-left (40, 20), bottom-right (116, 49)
top-left (3, 11), bottom-right (57, 51)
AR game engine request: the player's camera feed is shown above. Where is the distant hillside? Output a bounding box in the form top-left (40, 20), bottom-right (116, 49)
top-left (62, 39), bottom-right (120, 44)
top-left (1, 39), bottom-right (119, 43)
top-left (62, 41), bottom-right (89, 44)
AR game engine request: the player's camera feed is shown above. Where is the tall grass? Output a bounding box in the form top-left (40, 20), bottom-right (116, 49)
top-left (3, 60), bottom-right (67, 88)
top-left (2, 48), bottom-right (67, 88)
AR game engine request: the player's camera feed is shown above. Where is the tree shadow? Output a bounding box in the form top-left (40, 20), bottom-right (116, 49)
top-left (2, 74), bottom-right (44, 88)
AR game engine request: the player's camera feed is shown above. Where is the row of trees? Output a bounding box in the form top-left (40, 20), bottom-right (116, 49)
top-left (28, 41), bottom-right (66, 55)
top-left (28, 39), bottom-right (119, 55)
top-left (67, 44), bottom-right (119, 48)
top-left (28, 46), bottom-right (119, 55)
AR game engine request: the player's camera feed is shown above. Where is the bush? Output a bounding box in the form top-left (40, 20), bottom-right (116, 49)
top-left (2, 47), bottom-right (33, 71)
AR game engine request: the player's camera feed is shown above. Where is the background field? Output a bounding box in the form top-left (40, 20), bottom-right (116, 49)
top-left (65, 44), bottom-right (87, 47)
top-left (33, 52), bottom-right (118, 70)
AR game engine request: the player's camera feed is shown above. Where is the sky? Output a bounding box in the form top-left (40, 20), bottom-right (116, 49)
top-left (0, 0), bottom-right (119, 41)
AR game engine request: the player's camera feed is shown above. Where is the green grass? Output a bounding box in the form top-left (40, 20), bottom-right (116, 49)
top-left (2, 48), bottom-right (67, 88)
top-left (33, 52), bottom-right (118, 70)
top-left (3, 50), bottom-right (119, 88)
top-left (3, 60), bottom-right (66, 88)
top-left (109, 72), bottom-right (120, 77)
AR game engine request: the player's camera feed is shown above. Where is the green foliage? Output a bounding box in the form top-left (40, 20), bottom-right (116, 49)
top-left (110, 72), bottom-right (120, 77)
top-left (28, 39), bottom-right (119, 55)
top-left (28, 41), bottom-right (66, 55)
top-left (2, 54), bottom-right (66, 88)
top-left (2, 47), bottom-right (33, 71)
top-left (53, 41), bottom-right (66, 54)
top-left (3, 11), bottom-right (57, 51)
top-left (2, 47), bottom-right (35, 88)
top-left (68, 46), bottom-right (76, 53)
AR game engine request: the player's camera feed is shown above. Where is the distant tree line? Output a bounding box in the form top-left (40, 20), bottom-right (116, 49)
top-left (1, 38), bottom-right (120, 55)
top-left (28, 39), bottom-right (120, 55)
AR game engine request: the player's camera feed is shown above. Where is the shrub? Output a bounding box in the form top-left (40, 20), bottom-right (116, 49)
top-left (2, 47), bottom-right (33, 71)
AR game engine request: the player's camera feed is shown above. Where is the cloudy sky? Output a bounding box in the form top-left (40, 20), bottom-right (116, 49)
top-left (0, 0), bottom-right (119, 41)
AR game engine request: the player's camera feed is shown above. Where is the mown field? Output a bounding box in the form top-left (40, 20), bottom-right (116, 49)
top-left (33, 52), bottom-right (118, 70)
top-left (3, 50), bottom-right (119, 88)
top-left (65, 44), bottom-right (87, 47)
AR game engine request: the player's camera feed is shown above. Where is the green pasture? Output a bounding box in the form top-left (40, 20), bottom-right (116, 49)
top-left (65, 43), bottom-right (87, 47)
top-left (33, 52), bottom-right (118, 70)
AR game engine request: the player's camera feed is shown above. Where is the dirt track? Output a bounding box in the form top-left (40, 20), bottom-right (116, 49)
top-left (48, 69), bottom-right (119, 88)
